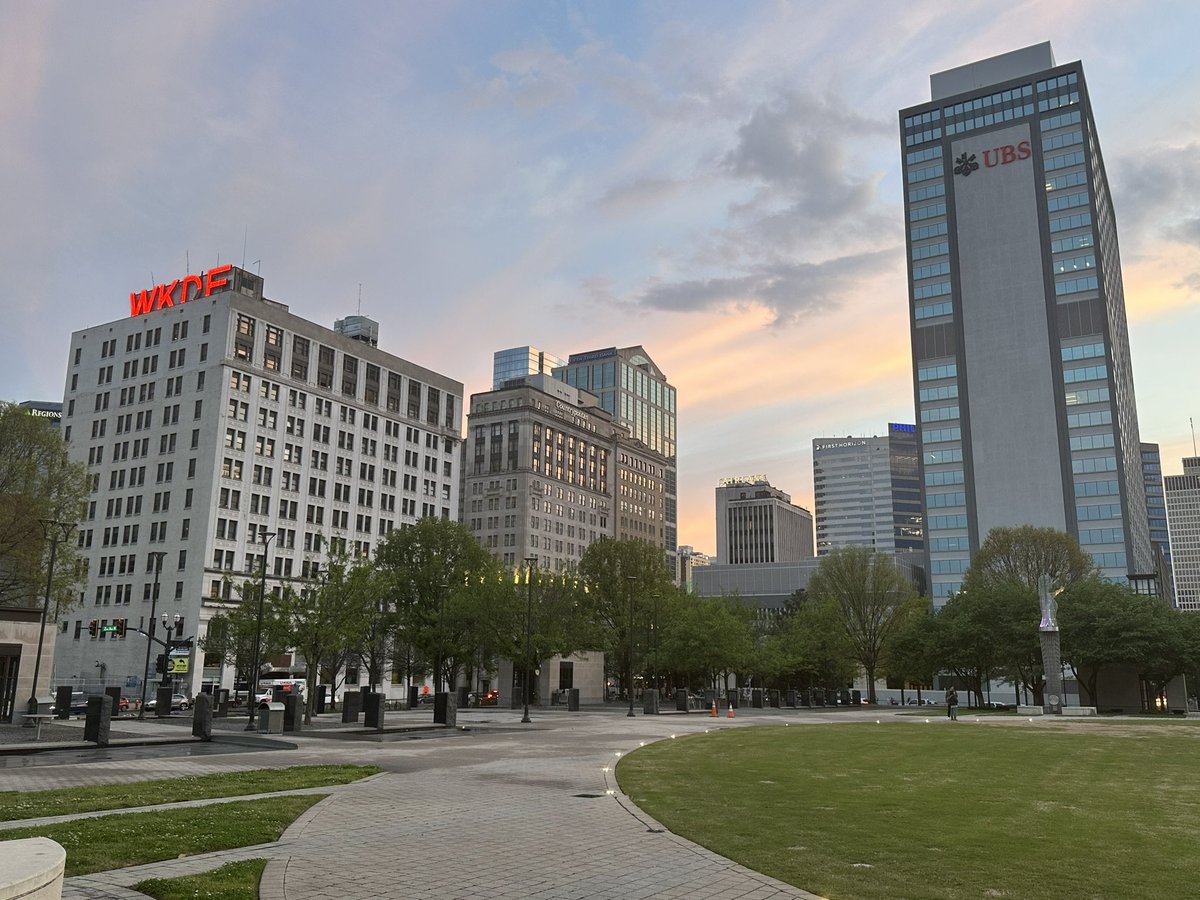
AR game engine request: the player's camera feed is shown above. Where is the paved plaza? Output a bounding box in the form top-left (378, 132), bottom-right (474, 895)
top-left (0, 705), bottom-right (857, 899)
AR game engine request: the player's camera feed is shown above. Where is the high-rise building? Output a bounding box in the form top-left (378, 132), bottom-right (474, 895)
top-left (676, 545), bottom-right (711, 592)
top-left (812, 424), bottom-right (923, 556)
top-left (463, 374), bottom-right (668, 571)
top-left (492, 346), bottom-right (566, 390)
top-left (1142, 442), bottom-right (1173, 599)
top-left (1165, 457), bottom-right (1200, 611)
top-left (714, 478), bottom-right (814, 565)
top-left (55, 265), bottom-right (464, 697)
top-left (556, 346), bottom-right (678, 569)
top-left (18, 400), bottom-right (63, 431)
top-left (901, 42), bottom-right (1152, 602)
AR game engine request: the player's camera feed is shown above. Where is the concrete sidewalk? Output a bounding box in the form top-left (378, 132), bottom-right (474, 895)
top-left (0, 707), bottom-right (839, 899)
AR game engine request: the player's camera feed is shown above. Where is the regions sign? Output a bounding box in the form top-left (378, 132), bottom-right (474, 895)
top-left (129, 264), bottom-right (233, 318)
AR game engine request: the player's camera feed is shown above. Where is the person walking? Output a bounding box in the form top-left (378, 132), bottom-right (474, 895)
top-left (946, 687), bottom-right (959, 721)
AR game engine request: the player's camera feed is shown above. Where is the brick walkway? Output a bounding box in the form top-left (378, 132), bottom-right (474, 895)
top-left (0, 707), bottom-right (840, 899)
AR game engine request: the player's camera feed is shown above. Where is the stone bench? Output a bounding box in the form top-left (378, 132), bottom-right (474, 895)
top-left (1017, 705), bottom-right (1044, 715)
top-left (1062, 706), bottom-right (1097, 716)
top-left (0, 837), bottom-right (65, 900)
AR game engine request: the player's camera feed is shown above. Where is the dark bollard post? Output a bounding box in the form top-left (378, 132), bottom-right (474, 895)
top-left (214, 689), bottom-right (229, 718)
top-left (83, 695), bottom-right (111, 746)
top-left (54, 685), bottom-right (73, 720)
top-left (364, 693), bottom-right (385, 731)
top-left (752, 689), bottom-right (764, 709)
top-left (155, 686), bottom-right (173, 718)
top-left (676, 689), bottom-right (689, 712)
top-left (192, 694), bottom-right (213, 741)
top-left (434, 691), bottom-right (456, 727)
top-left (785, 689), bottom-right (798, 708)
top-left (455, 686), bottom-right (470, 708)
top-left (642, 688), bottom-right (659, 715)
top-left (316, 685), bottom-right (327, 714)
top-left (104, 686), bottom-right (123, 717)
top-left (726, 688), bottom-right (739, 709)
top-left (341, 690), bottom-right (362, 723)
top-left (769, 689), bottom-right (781, 708)
top-left (282, 694), bottom-right (302, 732)
top-left (568, 688), bottom-right (580, 711)
top-left (407, 685), bottom-right (419, 710)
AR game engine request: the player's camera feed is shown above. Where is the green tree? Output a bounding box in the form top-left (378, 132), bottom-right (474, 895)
top-left (930, 593), bottom-right (1002, 706)
top-left (374, 518), bottom-right (502, 692)
top-left (577, 537), bottom-right (673, 699)
top-left (880, 596), bottom-right (936, 700)
top-left (807, 547), bottom-right (917, 703)
top-left (275, 551), bottom-right (373, 723)
top-left (0, 403), bottom-right (90, 609)
top-left (200, 577), bottom-right (287, 702)
top-left (1058, 579), bottom-right (1169, 707)
top-left (658, 594), bottom-right (755, 692)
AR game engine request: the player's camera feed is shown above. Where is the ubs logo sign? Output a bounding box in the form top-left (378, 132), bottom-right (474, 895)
top-left (953, 140), bottom-right (1032, 177)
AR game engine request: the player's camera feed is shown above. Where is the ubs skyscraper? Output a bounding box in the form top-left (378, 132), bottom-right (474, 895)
top-left (900, 43), bottom-right (1151, 603)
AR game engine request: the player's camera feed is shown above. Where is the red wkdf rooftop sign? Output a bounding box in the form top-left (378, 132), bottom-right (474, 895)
top-left (129, 264), bottom-right (233, 317)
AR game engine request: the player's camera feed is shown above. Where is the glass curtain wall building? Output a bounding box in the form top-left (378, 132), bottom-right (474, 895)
top-left (556, 346), bottom-right (677, 567)
top-left (812, 424), bottom-right (923, 556)
top-left (492, 347), bottom-right (566, 389)
top-left (900, 43), bottom-right (1152, 603)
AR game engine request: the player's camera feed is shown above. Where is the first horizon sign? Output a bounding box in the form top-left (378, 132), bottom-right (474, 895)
top-left (129, 264), bottom-right (233, 318)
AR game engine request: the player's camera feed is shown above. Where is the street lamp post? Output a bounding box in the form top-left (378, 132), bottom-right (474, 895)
top-left (522, 557), bottom-right (537, 724)
top-left (627, 576), bottom-right (636, 718)
top-left (26, 520), bottom-right (75, 717)
top-left (161, 613), bottom-right (183, 695)
top-left (245, 531), bottom-right (277, 731)
top-left (138, 552), bottom-right (167, 719)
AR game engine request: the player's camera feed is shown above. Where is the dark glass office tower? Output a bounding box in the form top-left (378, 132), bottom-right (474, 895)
top-left (900, 43), bottom-right (1151, 603)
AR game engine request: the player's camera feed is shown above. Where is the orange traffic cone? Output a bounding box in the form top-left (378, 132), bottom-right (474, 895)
top-left (710, 702), bottom-right (717, 717)
top-left (727, 702), bottom-right (735, 719)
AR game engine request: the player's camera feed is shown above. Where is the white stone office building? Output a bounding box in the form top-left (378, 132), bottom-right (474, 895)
top-left (714, 479), bottom-right (814, 565)
top-left (901, 43), bottom-right (1152, 603)
top-left (54, 265), bottom-right (463, 698)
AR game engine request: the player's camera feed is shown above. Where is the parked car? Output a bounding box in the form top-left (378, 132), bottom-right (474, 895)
top-left (145, 694), bottom-right (191, 711)
top-left (906, 697), bottom-right (940, 706)
top-left (470, 689), bottom-right (499, 707)
top-left (416, 692), bottom-right (437, 705)
top-left (49, 692), bottom-right (89, 715)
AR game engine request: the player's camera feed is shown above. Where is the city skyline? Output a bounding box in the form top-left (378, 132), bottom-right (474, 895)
top-left (2, 2), bottom-right (1198, 556)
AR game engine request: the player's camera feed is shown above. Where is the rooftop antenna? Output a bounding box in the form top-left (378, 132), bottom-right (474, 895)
top-left (1192, 417), bottom-right (1197, 456)
top-left (251, 259), bottom-right (262, 274)
top-left (357, 283), bottom-right (362, 316)
top-left (241, 227), bottom-right (248, 270)
top-left (186, 249), bottom-right (190, 275)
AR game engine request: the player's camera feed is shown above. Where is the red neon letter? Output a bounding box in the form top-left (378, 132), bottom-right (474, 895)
top-left (181, 274), bottom-right (203, 305)
top-left (130, 289), bottom-right (154, 317)
top-left (204, 264), bottom-right (233, 297)
top-left (156, 280), bottom-right (179, 310)
top-left (1017, 140), bottom-right (1031, 160)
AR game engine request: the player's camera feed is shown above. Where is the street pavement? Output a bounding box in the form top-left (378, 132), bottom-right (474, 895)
top-left (0, 705), bottom-right (874, 899)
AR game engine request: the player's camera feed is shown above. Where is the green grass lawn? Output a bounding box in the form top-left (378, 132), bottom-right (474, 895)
top-left (0, 764), bottom-right (379, 822)
top-left (1, 796), bottom-right (321, 876)
top-left (135, 858), bottom-right (268, 900)
top-left (617, 721), bottom-right (1200, 900)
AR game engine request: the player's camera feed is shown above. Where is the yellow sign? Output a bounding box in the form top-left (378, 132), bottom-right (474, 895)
top-left (167, 657), bottom-right (190, 675)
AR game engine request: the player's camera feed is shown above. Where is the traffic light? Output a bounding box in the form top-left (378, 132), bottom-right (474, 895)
top-left (155, 654), bottom-right (165, 674)
top-left (88, 620), bottom-right (98, 638)
top-left (114, 618), bottom-right (127, 638)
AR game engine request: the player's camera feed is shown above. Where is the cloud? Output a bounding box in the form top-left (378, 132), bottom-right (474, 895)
top-left (596, 176), bottom-right (686, 216)
top-left (1110, 142), bottom-right (1200, 247)
top-left (636, 249), bottom-right (899, 325)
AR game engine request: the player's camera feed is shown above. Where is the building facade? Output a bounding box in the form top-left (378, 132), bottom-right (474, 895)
top-left (1165, 457), bottom-right (1200, 611)
top-left (492, 346), bottom-right (566, 389)
top-left (812, 424), bottom-right (923, 556)
top-left (900, 42), bottom-right (1152, 602)
top-left (54, 265), bottom-right (463, 698)
top-left (555, 347), bottom-right (677, 571)
top-left (676, 545), bottom-right (711, 592)
top-left (714, 479), bottom-right (814, 565)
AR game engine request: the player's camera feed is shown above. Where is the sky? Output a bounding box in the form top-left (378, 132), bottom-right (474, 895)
top-left (2, 1), bottom-right (1199, 556)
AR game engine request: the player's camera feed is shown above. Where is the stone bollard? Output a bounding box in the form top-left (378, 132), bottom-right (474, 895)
top-left (407, 685), bottom-right (419, 710)
top-left (364, 693), bottom-right (385, 731)
top-left (643, 688), bottom-right (659, 715)
top-left (341, 690), bottom-right (362, 723)
top-left (769, 689), bottom-right (781, 708)
top-left (83, 695), bottom-right (111, 746)
top-left (105, 686), bottom-right (123, 717)
top-left (54, 685), bottom-right (73, 720)
top-left (316, 684), bottom-right (327, 714)
top-left (282, 694), bottom-right (303, 732)
top-left (455, 686), bottom-right (470, 708)
top-left (726, 688), bottom-right (739, 709)
top-left (676, 688), bottom-right (690, 712)
top-left (752, 689), bottom-right (764, 709)
top-left (192, 694), bottom-right (213, 741)
top-left (214, 688), bottom-right (230, 718)
top-left (155, 686), bottom-right (173, 718)
top-left (568, 688), bottom-right (580, 711)
top-left (434, 691), bottom-right (456, 727)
